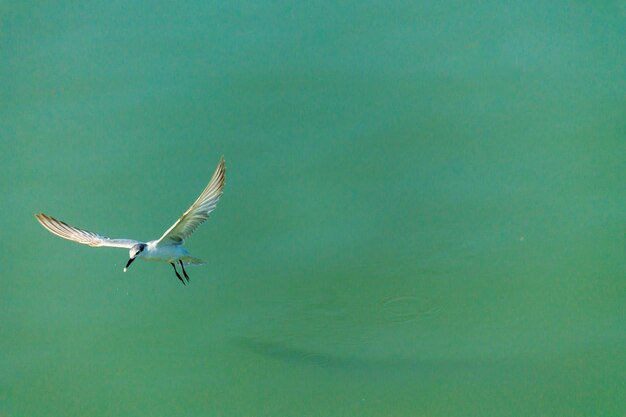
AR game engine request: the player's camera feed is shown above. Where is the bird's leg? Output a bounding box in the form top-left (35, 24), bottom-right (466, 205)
top-left (171, 262), bottom-right (186, 285)
top-left (179, 260), bottom-right (190, 282)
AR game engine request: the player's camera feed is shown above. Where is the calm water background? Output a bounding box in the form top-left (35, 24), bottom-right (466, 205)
top-left (1, 1), bottom-right (625, 416)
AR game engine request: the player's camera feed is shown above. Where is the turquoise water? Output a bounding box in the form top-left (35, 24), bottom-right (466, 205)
top-left (2, 1), bottom-right (625, 416)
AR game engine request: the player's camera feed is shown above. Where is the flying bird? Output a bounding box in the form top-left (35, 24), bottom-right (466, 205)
top-left (35, 157), bottom-right (226, 285)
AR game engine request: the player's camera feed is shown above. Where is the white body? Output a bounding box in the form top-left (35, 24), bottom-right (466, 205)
top-left (139, 241), bottom-right (200, 264)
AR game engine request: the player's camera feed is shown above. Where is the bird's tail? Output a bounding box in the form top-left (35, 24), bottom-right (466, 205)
top-left (182, 256), bottom-right (204, 266)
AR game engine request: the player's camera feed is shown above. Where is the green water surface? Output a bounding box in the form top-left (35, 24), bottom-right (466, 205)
top-left (1, 1), bottom-right (625, 416)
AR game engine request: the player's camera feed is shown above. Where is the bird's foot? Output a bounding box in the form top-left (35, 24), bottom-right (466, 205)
top-left (171, 263), bottom-right (186, 286)
top-left (179, 260), bottom-right (190, 283)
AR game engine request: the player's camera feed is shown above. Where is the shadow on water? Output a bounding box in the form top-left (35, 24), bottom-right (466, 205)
top-left (231, 336), bottom-right (512, 377)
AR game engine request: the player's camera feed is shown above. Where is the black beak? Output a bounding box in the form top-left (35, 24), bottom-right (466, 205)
top-left (124, 257), bottom-right (135, 272)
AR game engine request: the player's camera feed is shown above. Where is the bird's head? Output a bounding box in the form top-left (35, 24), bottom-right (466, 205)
top-left (124, 243), bottom-right (146, 272)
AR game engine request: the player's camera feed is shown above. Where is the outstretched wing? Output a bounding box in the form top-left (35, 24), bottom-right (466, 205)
top-left (35, 213), bottom-right (140, 249)
top-left (156, 157), bottom-right (226, 246)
